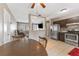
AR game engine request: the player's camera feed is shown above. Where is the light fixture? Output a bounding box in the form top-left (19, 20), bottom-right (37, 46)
top-left (60, 8), bottom-right (68, 13)
top-left (31, 3), bottom-right (46, 8)
top-left (30, 3), bottom-right (46, 17)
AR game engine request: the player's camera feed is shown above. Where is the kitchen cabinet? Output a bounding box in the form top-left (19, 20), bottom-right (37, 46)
top-left (53, 20), bottom-right (67, 28)
top-left (53, 16), bottom-right (79, 28)
top-left (58, 32), bottom-right (65, 42)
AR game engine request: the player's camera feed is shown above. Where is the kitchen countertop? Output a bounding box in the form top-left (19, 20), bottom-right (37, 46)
top-left (59, 31), bottom-right (79, 34)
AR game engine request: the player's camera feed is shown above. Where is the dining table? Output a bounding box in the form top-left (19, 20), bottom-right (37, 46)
top-left (0, 39), bottom-right (48, 56)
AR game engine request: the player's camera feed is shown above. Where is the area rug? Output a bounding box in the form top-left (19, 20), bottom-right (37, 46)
top-left (68, 48), bottom-right (79, 56)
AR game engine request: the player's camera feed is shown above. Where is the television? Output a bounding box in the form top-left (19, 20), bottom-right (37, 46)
top-left (38, 23), bottom-right (43, 28)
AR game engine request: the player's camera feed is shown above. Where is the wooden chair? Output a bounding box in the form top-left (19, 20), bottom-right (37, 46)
top-left (12, 30), bottom-right (26, 40)
top-left (39, 36), bottom-right (47, 48)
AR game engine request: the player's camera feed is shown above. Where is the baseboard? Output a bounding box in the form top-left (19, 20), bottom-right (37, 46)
top-left (0, 42), bottom-right (3, 46)
top-left (3, 40), bottom-right (12, 44)
top-left (0, 39), bottom-right (18, 46)
top-left (0, 37), bottom-right (27, 46)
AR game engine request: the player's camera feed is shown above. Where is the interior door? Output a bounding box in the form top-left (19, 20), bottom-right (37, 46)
top-left (4, 9), bottom-right (11, 43)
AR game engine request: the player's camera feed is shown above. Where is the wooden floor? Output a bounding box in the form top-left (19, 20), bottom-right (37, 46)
top-left (46, 39), bottom-right (75, 56)
top-left (0, 39), bottom-right (48, 56)
top-left (0, 38), bottom-right (76, 56)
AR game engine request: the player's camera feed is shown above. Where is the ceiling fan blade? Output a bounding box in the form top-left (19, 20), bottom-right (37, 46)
top-left (40, 3), bottom-right (46, 8)
top-left (31, 3), bottom-right (35, 8)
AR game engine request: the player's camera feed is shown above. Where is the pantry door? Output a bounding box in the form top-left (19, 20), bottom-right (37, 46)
top-left (4, 9), bottom-right (11, 43)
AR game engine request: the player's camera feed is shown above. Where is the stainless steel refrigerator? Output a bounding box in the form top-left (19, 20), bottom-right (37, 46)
top-left (50, 24), bottom-right (60, 40)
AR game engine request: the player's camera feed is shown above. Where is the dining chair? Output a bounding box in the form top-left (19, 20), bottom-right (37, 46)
top-left (39, 36), bottom-right (47, 48)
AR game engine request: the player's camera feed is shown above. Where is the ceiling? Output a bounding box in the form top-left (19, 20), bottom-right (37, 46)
top-left (6, 3), bottom-right (79, 22)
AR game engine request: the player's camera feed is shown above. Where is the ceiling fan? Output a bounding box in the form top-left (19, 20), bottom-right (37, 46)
top-left (31, 3), bottom-right (46, 8)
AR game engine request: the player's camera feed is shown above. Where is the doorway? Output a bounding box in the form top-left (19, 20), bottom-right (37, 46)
top-left (3, 8), bottom-right (11, 43)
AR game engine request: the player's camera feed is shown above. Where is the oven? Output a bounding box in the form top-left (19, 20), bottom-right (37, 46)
top-left (65, 33), bottom-right (79, 46)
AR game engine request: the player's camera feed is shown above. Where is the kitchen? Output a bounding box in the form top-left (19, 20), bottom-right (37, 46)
top-left (50, 16), bottom-right (79, 47)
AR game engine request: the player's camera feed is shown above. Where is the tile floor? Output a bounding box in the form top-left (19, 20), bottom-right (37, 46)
top-left (46, 38), bottom-right (76, 56)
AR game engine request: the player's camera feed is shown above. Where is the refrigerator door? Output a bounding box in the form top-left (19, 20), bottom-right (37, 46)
top-left (53, 24), bottom-right (60, 32)
top-left (51, 24), bottom-right (60, 40)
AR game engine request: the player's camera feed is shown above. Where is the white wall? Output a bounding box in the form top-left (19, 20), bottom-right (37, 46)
top-left (0, 4), bottom-right (17, 45)
top-left (29, 30), bottom-right (45, 41)
top-left (29, 15), bottom-right (46, 41)
top-left (17, 22), bottom-right (29, 31)
top-left (31, 15), bottom-right (45, 30)
top-left (0, 9), bottom-right (4, 45)
top-left (3, 8), bottom-right (11, 43)
top-left (10, 16), bottom-right (17, 36)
